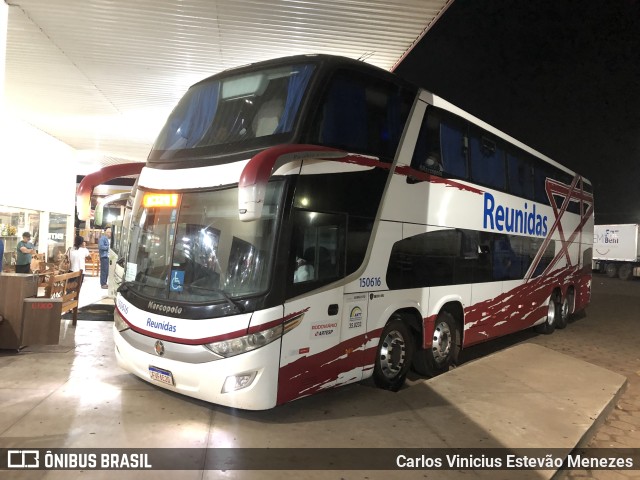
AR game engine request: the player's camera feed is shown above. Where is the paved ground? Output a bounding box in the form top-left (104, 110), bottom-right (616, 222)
top-left (453, 274), bottom-right (640, 479)
top-left (0, 274), bottom-right (637, 479)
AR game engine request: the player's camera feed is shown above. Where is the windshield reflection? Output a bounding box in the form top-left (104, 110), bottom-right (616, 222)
top-left (125, 182), bottom-right (283, 303)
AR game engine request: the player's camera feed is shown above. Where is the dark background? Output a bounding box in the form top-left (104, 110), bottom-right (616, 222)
top-left (395, 0), bottom-right (640, 225)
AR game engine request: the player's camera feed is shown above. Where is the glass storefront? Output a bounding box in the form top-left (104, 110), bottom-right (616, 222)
top-left (1, 206), bottom-right (73, 272)
top-left (0, 206), bottom-right (41, 271)
top-left (48, 212), bottom-right (70, 261)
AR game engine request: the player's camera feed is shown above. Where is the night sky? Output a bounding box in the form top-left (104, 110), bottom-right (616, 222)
top-left (395, 0), bottom-right (640, 225)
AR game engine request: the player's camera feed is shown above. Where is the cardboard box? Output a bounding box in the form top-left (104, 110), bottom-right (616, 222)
top-left (0, 273), bottom-right (39, 349)
top-left (21, 298), bottom-right (63, 346)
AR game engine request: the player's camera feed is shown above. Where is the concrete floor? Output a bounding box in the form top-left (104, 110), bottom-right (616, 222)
top-left (0, 276), bottom-right (629, 479)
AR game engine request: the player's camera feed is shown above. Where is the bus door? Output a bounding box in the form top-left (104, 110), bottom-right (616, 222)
top-left (278, 210), bottom-right (348, 403)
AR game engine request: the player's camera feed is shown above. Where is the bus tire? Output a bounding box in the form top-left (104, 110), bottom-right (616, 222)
top-left (618, 263), bottom-right (633, 281)
top-left (535, 295), bottom-right (559, 334)
top-left (373, 316), bottom-right (414, 391)
top-left (412, 311), bottom-right (459, 377)
top-left (605, 263), bottom-right (618, 278)
top-left (556, 289), bottom-right (574, 330)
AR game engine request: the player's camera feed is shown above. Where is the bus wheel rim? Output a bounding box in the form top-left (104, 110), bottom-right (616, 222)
top-left (432, 321), bottom-right (452, 364)
top-left (547, 300), bottom-right (556, 325)
top-left (561, 298), bottom-right (570, 322)
top-left (379, 330), bottom-right (406, 379)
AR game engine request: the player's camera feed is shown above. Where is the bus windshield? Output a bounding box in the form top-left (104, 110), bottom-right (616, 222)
top-left (124, 181), bottom-right (284, 304)
top-left (151, 62), bottom-right (315, 159)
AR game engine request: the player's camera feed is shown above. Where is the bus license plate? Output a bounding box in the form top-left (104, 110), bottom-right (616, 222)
top-left (149, 366), bottom-right (174, 386)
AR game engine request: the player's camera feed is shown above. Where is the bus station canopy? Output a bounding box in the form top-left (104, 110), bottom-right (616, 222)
top-left (3, 0), bottom-right (451, 169)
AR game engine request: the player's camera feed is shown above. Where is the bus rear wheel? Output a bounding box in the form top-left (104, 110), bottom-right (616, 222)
top-left (373, 316), bottom-right (414, 391)
top-left (556, 289), bottom-right (574, 330)
top-left (412, 311), bottom-right (460, 377)
top-left (535, 295), bottom-right (559, 334)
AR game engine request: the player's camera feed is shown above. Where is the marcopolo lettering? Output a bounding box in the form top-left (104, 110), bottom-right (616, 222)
top-left (147, 301), bottom-right (183, 315)
top-left (146, 318), bottom-right (177, 333)
top-left (483, 192), bottom-right (548, 237)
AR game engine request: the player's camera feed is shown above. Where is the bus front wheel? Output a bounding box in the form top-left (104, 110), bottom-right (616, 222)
top-left (412, 311), bottom-right (460, 377)
top-left (373, 316), bottom-right (414, 391)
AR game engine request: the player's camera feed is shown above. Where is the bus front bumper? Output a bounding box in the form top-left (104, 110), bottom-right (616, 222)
top-left (113, 326), bottom-right (281, 410)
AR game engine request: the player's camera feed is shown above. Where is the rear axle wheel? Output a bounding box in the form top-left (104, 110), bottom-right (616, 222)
top-left (412, 311), bottom-right (460, 377)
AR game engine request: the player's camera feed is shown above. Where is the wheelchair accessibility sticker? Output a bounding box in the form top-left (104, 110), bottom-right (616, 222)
top-left (170, 270), bottom-right (185, 292)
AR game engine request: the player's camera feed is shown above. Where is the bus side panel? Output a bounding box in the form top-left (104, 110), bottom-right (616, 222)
top-left (278, 287), bottom-right (373, 405)
top-left (337, 293), bottom-right (369, 385)
top-left (574, 268), bottom-right (592, 312)
top-left (464, 281), bottom-right (507, 345)
top-left (349, 221), bottom-right (403, 372)
top-left (463, 270), bottom-right (571, 347)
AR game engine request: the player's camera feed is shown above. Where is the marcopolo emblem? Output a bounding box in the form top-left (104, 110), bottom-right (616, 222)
top-left (154, 340), bottom-right (165, 356)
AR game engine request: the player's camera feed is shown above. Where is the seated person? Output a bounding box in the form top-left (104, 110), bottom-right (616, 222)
top-left (293, 256), bottom-right (315, 283)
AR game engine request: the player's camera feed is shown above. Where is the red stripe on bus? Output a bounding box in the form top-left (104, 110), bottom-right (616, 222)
top-left (394, 164), bottom-right (484, 195)
top-left (116, 306), bottom-right (248, 346)
top-left (239, 144), bottom-right (344, 188)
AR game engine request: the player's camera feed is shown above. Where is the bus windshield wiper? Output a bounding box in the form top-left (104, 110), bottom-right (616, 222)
top-left (187, 284), bottom-right (244, 313)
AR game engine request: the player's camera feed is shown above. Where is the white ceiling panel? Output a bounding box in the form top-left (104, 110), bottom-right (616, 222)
top-left (4, 0), bottom-right (451, 170)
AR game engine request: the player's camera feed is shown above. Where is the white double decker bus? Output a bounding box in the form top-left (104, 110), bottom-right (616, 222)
top-left (114, 54), bottom-right (594, 410)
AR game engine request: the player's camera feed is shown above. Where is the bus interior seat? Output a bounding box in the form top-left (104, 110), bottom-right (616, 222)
top-left (252, 99), bottom-right (284, 137)
top-left (304, 246), bottom-right (334, 279)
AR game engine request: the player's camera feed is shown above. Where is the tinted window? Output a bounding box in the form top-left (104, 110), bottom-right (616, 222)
top-left (507, 151), bottom-right (535, 200)
top-left (469, 127), bottom-right (506, 190)
top-left (440, 117), bottom-right (468, 178)
top-left (386, 229), bottom-right (476, 288)
top-left (346, 216), bottom-right (374, 276)
top-left (288, 210), bottom-right (346, 296)
top-left (410, 108), bottom-right (586, 217)
top-left (311, 69), bottom-right (414, 161)
top-left (291, 171), bottom-right (380, 285)
top-left (386, 228), bottom-right (556, 289)
top-left (410, 107), bottom-right (443, 175)
top-left (293, 170), bottom-right (387, 219)
top-left (151, 63), bottom-right (315, 161)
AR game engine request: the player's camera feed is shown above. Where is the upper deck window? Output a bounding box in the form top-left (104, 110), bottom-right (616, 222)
top-left (151, 63), bottom-right (315, 159)
top-left (308, 69), bottom-right (414, 161)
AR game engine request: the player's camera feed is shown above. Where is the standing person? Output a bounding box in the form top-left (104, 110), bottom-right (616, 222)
top-left (98, 227), bottom-right (111, 289)
top-left (16, 232), bottom-right (36, 274)
top-left (0, 238), bottom-right (4, 272)
top-left (69, 235), bottom-right (90, 277)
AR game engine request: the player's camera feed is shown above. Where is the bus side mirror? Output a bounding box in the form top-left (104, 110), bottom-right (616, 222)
top-left (238, 183), bottom-right (266, 222)
top-left (238, 144), bottom-right (347, 221)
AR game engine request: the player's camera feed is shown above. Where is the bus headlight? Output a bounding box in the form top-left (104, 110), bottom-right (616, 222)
top-left (205, 324), bottom-right (283, 358)
top-left (114, 309), bottom-right (129, 332)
